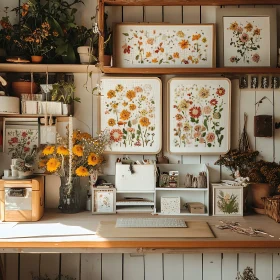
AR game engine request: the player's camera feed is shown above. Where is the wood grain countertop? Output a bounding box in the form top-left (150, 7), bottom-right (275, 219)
top-left (0, 210), bottom-right (280, 253)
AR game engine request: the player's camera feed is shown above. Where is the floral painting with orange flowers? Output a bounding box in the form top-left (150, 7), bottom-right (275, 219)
top-left (100, 77), bottom-right (162, 154)
top-left (168, 78), bottom-right (231, 155)
top-left (223, 17), bottom-right (270, 66)
top-left (114, 24), bottom-right (215, 68)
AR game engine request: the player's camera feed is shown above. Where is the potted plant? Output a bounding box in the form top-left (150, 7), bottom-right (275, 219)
top-left (38, 128), bottom-right (110, 213)
top-left (50, 81), bottom-right (80, 115)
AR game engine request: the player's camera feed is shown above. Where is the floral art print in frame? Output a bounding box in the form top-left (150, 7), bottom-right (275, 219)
top-left (212, 185), bottom-right (243, 216)
top-left (114, 24), bottom-right (215, 68)
top-left (100, 77), bottom-right (162, 154)
top-left (168, 78), bottom-right (231, 155)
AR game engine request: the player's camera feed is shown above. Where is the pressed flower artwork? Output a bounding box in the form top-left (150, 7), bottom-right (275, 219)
top-left (223, 17), bottom-right (270, 66)
top-left (213, 185), bottom-right (243, 216)
top-left (114, 24), bottom-right (215, 68)
top-left (100, 77), bottom-right (162, 154)
top-left (168, 78), bottom-right (230, 154)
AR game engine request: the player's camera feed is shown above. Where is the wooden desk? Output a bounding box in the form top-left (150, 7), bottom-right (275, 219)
top-left (0, 210), bottom-right (280, 253)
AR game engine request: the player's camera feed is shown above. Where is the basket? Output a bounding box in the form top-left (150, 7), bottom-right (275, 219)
top-left (263, 196), bottom-right (280, 223)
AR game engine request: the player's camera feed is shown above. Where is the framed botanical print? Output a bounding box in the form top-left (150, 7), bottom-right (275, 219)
top-left (168, 78), bottom-right (231, 155)
top-left (100, 77), bottom-right (162, 154)
top-left (114, 24), bottom-right (216, 68)
top-left (216, 8), bottom-right (277, 67)
top-left (92, 187), bottom-right (116, 214)
top-left (212, 184), bottom-right (243, 216)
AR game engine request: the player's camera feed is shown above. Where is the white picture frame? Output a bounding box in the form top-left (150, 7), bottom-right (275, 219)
top-left (216, 8), bottom-right (277, 67)
top-left (114, 23), bottom-right (216, 68)
top-left (168, 78), bottom-right (231, 155)
top-left (92, 187), bottom-right (116, 214)
top-left (212, 184), bottom-right (243, 216)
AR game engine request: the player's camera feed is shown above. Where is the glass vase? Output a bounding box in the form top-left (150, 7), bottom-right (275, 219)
top-left (59, 177), bottom-right (81, 214)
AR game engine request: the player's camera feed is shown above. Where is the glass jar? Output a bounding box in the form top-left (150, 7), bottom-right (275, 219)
top-left (59, 177), bottom-right (81, 213)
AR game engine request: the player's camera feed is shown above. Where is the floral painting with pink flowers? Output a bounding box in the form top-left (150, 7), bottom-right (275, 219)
top-left (100, 77), bottom-right (162, 154)
top-left (114, 24), bottom-right (215, 68)
top-left (223, 17), bottom-right (270, 66)
top-left (168, 78), bottom-right (230, 154)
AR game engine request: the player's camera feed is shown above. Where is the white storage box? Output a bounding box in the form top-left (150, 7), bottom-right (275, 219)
top-left (39, 101), bottom-right (62, 115)
top-left (161, 197), bottom-right (180, 215)
top-left (0, 96), bottom-right (20, 114)
top-left (115, 164), bottom-right (156, 192)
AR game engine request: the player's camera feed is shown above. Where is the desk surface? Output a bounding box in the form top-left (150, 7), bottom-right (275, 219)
top-left (0, 210), bottom-right (280, 253)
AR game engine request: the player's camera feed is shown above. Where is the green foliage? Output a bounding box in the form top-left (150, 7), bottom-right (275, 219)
top-left (217, 190), bottom-right (239, 214)
top-left (50, 81), bottom-right (80, 104)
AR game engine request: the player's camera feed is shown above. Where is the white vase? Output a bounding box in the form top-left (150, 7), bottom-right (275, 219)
top-left (77, 46), bottom-right (97, 64)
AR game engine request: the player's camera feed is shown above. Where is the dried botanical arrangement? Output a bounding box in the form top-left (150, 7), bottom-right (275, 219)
top-left (216, 221), bottom-right (275, 237)
top-left (236, 267), bottom-right (259, 280)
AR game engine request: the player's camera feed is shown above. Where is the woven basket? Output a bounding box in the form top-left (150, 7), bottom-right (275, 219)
top-left (263, 196), bottom-right (280, 223)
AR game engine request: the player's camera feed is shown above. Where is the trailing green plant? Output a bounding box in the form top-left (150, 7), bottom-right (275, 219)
top-left (236, 266), bottom-right (259, 280)
top-left (50, 81), bottom-right (80, 104)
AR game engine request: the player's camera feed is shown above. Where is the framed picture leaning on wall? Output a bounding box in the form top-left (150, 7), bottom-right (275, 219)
top-left (114, 23), bottom-right (216, 68)
top-left (216, 8), bottom-right (277, 67)
top-left (99, 77), bottom-right (162, 154)
top-left (168, 78), bottom-right (231, 155)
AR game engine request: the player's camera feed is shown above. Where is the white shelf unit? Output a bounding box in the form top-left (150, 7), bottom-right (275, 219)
top-left (155, 164), bottom-right (209, 216)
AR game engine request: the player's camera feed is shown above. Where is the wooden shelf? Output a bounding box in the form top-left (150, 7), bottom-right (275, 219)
top-left (102, 67), bottom-right (280, 75)
top-left (103, 0), bottom-right (280, 6)
top-left (0, 64), bottom-right (99, 73)
top-left (155, 188), bottom-right (207, 191)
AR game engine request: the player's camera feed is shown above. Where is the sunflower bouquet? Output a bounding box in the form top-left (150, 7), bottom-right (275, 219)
top-left (39, 129), bottom-right (110, 179)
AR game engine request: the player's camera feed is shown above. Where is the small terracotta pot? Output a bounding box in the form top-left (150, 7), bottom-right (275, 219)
top-left (11, 81), bottom-right (39, 98)
top-left (250, 183), bottom-right (272, 209)
top-left (31, 55), bottom-right (43, 63)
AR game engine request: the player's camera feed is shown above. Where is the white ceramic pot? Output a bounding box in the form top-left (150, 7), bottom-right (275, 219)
top-left (77, 46), bottom-right (97, 64)
top-left (62, 104), bottom-right (70, 115)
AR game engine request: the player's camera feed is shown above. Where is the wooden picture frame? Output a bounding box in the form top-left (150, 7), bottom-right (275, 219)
top-left (114, 23), bottom-right (216, 68)
top-left (92, 187), bottom-right (116, 214)
top-left (216, 8), bottom-right (277, 67)
top-left (167, 78), bottom-right (231, 155)
top-left (212, 184), bottom-right (243, 216)
top-left (99, 77), bottom-right (162, 154)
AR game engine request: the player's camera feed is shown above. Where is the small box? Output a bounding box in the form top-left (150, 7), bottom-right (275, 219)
top-left (187, 202), bottom-right (205, 214)
top-left (0, 176), bottom-right (44, 222)
top-left (92, 187), bottom-right (116, 214)
top-left (161, 196), bottom-right (180, 215)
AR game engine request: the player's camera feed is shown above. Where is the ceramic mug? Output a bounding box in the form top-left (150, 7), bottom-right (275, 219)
top-left (4, 170), bottom-right (10, 177)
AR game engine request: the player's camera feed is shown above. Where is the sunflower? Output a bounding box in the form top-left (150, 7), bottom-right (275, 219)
top-left (179, 39), bottom-right (190, 49)
top-left (72, 145), bottom-right (83, 157)
top-left (81, 132), bottom-right (92, 139)
top-left (108, 118), bottom-right (116, 126)
top-left (75, 166), bottom-right (89, 177)
top-left (139, 117), bottom-right (151, 127)
top-left (56, 146), bottom-right (69, 156)
top-left (43, 146), bottom-right (55, 155)
top-left (107, 90), bottom-right (116, 99)
top-left (129, 104), bottom-right (136, 111)
top-left (88, 153), bottom-right (99, 166)
top-left (38, 159), bottom-right (48, 168)
top-left (120, 109), bottom-right (131, 120)
top-left (126, 90), bottom-right (136, 101)
top-left (46, 158), bottom-right (61, 172)
top-left (72, 130), bottom-right (81, 140)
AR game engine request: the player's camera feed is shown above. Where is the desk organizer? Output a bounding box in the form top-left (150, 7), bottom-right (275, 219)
top-left (0, 176), bottom-right (44, 222)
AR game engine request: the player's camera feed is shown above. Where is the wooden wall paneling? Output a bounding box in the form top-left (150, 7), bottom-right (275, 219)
top-left (19, 253), bottom-right (40, 280)
top-left (255, 90), bottom-right (274, 162)
top-left (123, 254), bottom-right (144, 280)
top-left (45, 175), bottom-right (60, 209)
top-left (0, 0), bottom-right (18, 24)
top-left (81, 253), bottom-right (101, 280)
top-left (123, 6), bottom-right (144, 22)
top-left (201, 156), bottom-right (220, 183)
top-left (40, 254), bottom-right (60, 279)
top-left (144, 6), bottom-right (163, 22)
top-left (5, 254), bottom-right (18, 280)
top-left (182, 6), bottom-right (201, 23)
top-left (163, 6), bottom-right (183, 24)
top-left (239, 89), bottom-right (256, 151)
top-left (202, 253), bottom-right (222, 280)
top-left (255, 253), bottom-right (272, 280)
top-left (200, 6), bottom-right (217, 24)
top-left (75, 0), bottom-right (97, 27)
top-left (273, 253), bottom-right (280, 279)
top-left (102, 253), bottom-right (122, 280)
top-left (274, 89), bottom-right (280, 163)
top-left (238, 253), bottom-right (255, 274)
top-left (163, 254), bottom-right (183, 280)
top-left (60, 253), bottom-right (80, 279)
top-left (144, 254), bottom-right (163, 280)
top-left (109, 6), bottom-right (123, 25)
top-left (277, 6), bottom-right (280, 49)
top-left (222, 253), bottom-right (238, 280)
top-left (183, 253), bottom-right (203, 280)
